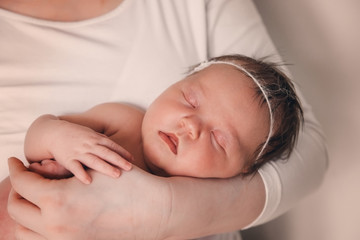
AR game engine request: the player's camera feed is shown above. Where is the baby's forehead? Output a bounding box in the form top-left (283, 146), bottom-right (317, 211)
top-left (185, 64), bottom-right (258, 91)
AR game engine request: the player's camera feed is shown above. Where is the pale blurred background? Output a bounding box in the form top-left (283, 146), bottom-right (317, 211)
top-left (243, 1), bottom-right (360, 240)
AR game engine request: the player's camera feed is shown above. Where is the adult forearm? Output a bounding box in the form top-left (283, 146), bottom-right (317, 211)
top-left (7, 157), bottom-right (265, 240)
top-left (163, 173), bottom-right (265, 239)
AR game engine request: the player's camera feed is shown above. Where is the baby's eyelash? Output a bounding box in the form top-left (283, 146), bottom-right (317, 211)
top-left (183, 91), bottom-right (198, 108)
top-left (211, 131), bottom-right (226, 151)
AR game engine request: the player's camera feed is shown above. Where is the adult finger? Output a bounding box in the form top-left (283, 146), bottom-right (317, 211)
top-left (15, 224), bottom-right (47, 240)
top-left (8, 157), bottom-right (52, 206)
top-left (7, 189), bottom-right (42, 234)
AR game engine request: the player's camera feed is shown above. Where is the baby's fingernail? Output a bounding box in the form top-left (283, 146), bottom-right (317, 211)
top-left (113, 169), bottom-right (121, 177)
top-left (83, 177), bottom-right (92, 184)
top-left (124, 162), bottom-right (132, 171)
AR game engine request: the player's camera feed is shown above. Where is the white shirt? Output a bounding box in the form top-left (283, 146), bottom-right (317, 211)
top-left (0, 0), bottom-right (328, 238)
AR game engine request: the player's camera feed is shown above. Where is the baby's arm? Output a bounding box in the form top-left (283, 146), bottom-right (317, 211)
top-left (24, 103), bottom-right (136, 184)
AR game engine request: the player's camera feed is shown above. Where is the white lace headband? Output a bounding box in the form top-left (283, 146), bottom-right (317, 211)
top-left (188, 60), bottom-right (274, 161)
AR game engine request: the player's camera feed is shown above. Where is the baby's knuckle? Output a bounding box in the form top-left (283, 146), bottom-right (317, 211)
top-left (100, 146), bottom-right (112, 155)
top-left (81, 140), bottom-right (93, 150)
top-left (107, 139), bottom-right (117, 148)
top-left (85, 155), bottom-right (98, 166)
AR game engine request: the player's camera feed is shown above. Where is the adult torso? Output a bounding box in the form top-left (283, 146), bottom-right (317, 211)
top-left (0, 0), bottom-right (124, 21)
top-left (0, 0), bottom-right (206, 178)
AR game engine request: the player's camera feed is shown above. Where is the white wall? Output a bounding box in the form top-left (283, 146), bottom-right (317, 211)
top-left (243, 1), bottom-right (360, 240)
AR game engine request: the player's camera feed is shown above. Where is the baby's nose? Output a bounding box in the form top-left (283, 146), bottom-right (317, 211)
top-left (179, 116), bottom-right (202, 139)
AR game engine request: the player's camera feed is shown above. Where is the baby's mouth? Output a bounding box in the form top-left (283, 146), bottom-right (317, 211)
top-left (159, 131), bottom-right (178, 154)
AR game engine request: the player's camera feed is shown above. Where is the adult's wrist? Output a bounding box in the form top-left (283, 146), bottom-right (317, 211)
top-left (163, 174), bottom-right (266, 239)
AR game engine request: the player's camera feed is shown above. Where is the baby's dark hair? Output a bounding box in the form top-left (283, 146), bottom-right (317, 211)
top-left (190, 54), bottom-right (304, 174)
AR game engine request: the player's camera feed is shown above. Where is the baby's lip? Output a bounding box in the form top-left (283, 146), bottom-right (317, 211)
top-left (159, 131), bottom-right (178, 155)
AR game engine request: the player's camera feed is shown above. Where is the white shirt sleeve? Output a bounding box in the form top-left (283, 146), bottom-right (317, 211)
top-left (205, 0), bottom-right (329, 227)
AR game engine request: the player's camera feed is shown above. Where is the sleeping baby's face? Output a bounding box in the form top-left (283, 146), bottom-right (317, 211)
top-left (141, 64), bottom-right (270, 178)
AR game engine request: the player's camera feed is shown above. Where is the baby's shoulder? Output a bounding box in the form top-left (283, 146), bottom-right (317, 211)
top-left (95, 103), bottom-right (144, 159)
top-left (94, 102), bottom-right (144, 115)
top-left (91, 102), bottom-right (144, 130)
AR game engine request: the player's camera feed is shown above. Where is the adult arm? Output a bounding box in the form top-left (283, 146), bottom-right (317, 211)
top-left (8, 157), bottom-right (264, 240)
top-left (205, 0), bottom-right (328, 227)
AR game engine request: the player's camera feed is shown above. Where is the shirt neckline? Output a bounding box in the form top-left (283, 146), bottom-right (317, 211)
top-left (0, 0), bottom-right (131, 28)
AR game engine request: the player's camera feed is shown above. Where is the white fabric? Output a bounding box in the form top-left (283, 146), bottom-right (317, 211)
top-left (0, 0), bottom-right (328, 238)
top-left (196, 231), bottom-right (242, 240)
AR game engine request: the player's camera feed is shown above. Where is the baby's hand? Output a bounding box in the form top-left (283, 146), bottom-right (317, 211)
top-left (50, 122), bottom-right (133, 184)
top-left (29, 159), bottom-right (72, 179)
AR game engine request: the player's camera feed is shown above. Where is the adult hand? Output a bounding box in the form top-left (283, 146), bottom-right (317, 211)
top-left (7, 157), bottom-right (171, 240)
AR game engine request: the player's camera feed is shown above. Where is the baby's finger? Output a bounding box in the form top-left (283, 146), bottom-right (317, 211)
top-left (98, 137), bottom-right (134, 162)
top-left (80, 153), bottom-right (122, 178)
top-left (66, 160), bottom-right (92, 184)
top-left (92, 144), bottom-right (132, 171)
